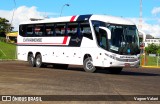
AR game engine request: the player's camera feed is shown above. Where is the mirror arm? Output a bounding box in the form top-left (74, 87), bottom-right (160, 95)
top-left (99, 26), bottom-right (111, 39)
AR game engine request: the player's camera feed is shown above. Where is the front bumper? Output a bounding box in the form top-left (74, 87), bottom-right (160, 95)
top-left (103, 60), bottom-right (140, 68)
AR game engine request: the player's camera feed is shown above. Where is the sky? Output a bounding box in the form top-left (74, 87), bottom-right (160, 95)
top-left (0, 0), bottom-right (160, 37)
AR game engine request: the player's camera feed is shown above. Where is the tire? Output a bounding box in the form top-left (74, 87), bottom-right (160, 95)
top-left (83, 57), bottom-right (96, 73)
top-left (53, 64), bottom-right (68, 69)
top-left (35, 54), bottom-right (43, 68)
top-left (28, 54), bottom-right (35, 67)
top-left (108, 68), bottom-right (122, 74)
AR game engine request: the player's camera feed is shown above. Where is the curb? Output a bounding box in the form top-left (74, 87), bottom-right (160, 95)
top-left (141, 66), bottom-right (160, 68)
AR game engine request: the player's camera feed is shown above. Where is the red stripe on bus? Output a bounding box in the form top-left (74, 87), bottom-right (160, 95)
top-left (70, 16), bottom-right (76, 22)
top-left (62, 36), bottom-right (68, 44)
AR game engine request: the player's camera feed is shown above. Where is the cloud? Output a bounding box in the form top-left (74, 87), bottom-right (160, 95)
top-left (0, 6), bottom-right (159, 38)
top-left (152, 7), bottom-right (160, 16)
top-left (0, 6), bottom-right (58, 31)
top-left (128, 17), bottom-right (160, 38)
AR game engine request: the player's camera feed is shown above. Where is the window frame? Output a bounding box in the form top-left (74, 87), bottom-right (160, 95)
top-left (19, 21), bottom-right (93, 38)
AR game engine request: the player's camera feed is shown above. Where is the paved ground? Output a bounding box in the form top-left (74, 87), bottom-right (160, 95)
top-left (0, 61), bottom-right (160, 104)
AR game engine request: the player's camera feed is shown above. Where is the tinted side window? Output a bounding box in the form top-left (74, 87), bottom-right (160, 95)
top-left (92, 20), bottom-right (106, 27)
top-left (55, 23), bottom-right (66, 36)
top-left (67, 23), bottom-right (78, 36)
top-left (45, 24), bottom-right (54, 36)
top-left (80, 22), bottom-right (93, 40)
top-left (35, 24), bottom-right (44, 36)
top-left (19, 25), bottom-right (26, 36)
top-left (98, 29), bottom-right (108, 50)
top-left (26, 25), bottom-right (34, 37)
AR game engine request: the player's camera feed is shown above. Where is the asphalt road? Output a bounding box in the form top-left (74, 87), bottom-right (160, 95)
top-left (0, 61), bottom-right (160, 104)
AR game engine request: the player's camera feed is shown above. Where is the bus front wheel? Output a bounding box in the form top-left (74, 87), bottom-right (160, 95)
top-left (83, 57), bottom-right (96, 73)
top-left (35, 54), bottom-right (43, 68)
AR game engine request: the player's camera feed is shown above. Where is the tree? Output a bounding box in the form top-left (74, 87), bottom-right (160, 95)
top-left (157, 46), bottom-right (160, 55)
top-left (0, 17), bottom-right (12, 37)
top-left (145, 43), bottom-right (158, 54)
top-left (145, 46), bottom-right (150, 54)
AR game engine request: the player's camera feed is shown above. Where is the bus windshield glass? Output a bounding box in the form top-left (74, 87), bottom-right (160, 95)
top-left (92, 21), bottom-right (140, 55)
top-left (107, 24), bottom-right (139, 55)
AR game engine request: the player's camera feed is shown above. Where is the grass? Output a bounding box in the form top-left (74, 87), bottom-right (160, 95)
top-left (141, 55), bottom-right (160, 66)
top-left (0, 41), bottom-right (16, 59)
top-left (146, 56), bottom-right (157, 66)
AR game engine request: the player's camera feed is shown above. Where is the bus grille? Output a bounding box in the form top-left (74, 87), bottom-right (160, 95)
top-left (116, 58), bottom-right (138, 62)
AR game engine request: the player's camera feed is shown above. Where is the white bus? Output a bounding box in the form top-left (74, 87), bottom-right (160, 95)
top-left (17, 14), bottom-right (140, 74)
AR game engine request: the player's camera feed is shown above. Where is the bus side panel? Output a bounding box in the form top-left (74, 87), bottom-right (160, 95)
top-left (42, 47), bottom-right (83, 65)
top-left (80, 37), bottom-right (103, 67)
top-left (17, 46), bottom-right (29, 61)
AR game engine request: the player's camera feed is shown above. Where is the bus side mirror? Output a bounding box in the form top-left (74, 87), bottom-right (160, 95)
top-left (140, 42), bottom-right (145, 47)
top-left (99, 27), bottom-right (111, 39)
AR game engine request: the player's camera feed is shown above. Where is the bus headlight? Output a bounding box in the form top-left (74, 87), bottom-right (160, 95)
top-left (105, 53), bottom-right (116, 60)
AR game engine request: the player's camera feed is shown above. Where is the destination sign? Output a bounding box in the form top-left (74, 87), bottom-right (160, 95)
top-left (23, 38), bottom-right (42, 42)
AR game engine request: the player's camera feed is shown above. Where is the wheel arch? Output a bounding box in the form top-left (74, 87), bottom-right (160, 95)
top-left (35, 52), bottom-right (41, 57)
top-left (83, 54), bottom-right (92, 62)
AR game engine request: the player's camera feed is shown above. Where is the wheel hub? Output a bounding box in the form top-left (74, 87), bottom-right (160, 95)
top-left (36, 58), bottom-right (41, 65)
top-left (86, 61), bottom-right (93, 70)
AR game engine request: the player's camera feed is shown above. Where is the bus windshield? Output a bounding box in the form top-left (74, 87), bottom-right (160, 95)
top-left (92, 21), bottom-right (140, 55)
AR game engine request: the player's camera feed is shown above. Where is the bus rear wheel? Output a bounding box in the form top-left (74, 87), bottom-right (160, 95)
top-left (83, 57), bottom-right (96, 73)
top-left (35, 54), bottom-right (43, 68)
top-left (28, 54), bottom-right (35, 67)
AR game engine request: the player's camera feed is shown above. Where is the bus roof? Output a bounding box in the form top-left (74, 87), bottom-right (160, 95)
top-left (20, 14), bottom-right (135, 25)
top-left (90, 15), bottom-right (135, 25)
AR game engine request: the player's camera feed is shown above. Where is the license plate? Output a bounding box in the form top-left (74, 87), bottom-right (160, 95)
top-left (124, 63), bottom-right (130, 67)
